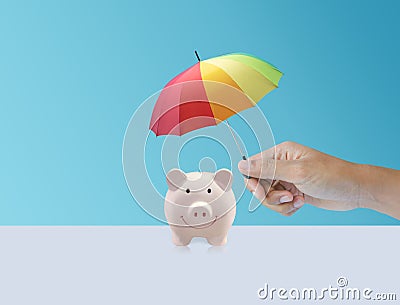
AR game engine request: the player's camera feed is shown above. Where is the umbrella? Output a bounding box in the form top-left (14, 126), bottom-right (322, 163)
top-left (149, 51), bottom-right (283, 161)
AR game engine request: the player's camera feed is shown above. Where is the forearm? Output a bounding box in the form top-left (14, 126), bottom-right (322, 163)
top-left (356, 164), bottom-right (400, 219)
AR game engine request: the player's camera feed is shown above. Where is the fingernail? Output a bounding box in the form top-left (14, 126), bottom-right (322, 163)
top-left (279, 196), bottom-right (291, 203)
top-left (238, 160), bottom-right (250, 170)
top-left (293, 200), bottom-right (304, 208)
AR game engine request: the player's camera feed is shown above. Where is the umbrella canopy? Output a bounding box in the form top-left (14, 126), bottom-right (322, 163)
top-left (150, 53), bottom-right (283, 136)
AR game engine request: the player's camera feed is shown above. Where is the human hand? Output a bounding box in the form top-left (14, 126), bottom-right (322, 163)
top-left (237, 141), bottom-right (366, 216)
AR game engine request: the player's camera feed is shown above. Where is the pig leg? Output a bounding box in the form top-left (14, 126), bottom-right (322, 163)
top-left (207, 234), bottom-right (228, 246)
top-left (171, 230), bottom-right (192, 246)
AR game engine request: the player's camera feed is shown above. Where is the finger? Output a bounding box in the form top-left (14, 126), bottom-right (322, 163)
top-left (282, 207), bottom-right (300, 217)
top-left (265, 190), bottom-right (293, 205)
top-left (246, 146), bottom-right (276, 161)
top-left (244, 177), bottom-right (259, 193)
top-left (262, 194), bottom-right (305, 214)
top-left (245, 179), bottom-right (305, 214)
top-left (246, 141), bottom-right (303, 161)
top-left (246, 179), bottom-right (287, 204)
top-left (244, 178), bottom-right (267, 202)
top-left (283, 196), bottom-right (306, 216)
top-left (273, 181), bottom-right (286, 191)
top-left (292, 194), bottom-right (305, 209)
top-left (259, 179), bottom-right (285, 192)
top-left (262, 200), bottom-right (297, 214)
top-left (238, 158), bottom-right (304, 182)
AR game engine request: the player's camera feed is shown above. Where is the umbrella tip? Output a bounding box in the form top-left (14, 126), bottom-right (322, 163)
top-left (194, 50), bottom-right (201, 62)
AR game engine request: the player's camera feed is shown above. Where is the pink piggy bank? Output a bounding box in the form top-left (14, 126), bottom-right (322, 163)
top-left (165, 168), bottom-right (236, 246)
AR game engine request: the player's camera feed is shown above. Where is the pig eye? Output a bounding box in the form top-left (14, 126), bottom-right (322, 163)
top-left (185, 188), bottom-right (190, 193)
top-left (207, 188), bottom-right (212, 193)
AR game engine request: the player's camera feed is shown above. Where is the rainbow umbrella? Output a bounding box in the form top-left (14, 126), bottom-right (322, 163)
top-left (149, 51), bottom-right (283, 157)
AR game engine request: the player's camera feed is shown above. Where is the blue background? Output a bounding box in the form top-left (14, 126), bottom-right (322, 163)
top-left (1, 0), bottom-right (399, 225)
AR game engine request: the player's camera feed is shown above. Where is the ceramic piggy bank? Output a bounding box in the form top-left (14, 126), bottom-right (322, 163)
top-left (165, 168), bottom-right (236, 246)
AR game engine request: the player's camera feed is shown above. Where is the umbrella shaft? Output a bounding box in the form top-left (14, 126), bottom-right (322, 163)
top-left (226, 120), bottom-right (246, 159)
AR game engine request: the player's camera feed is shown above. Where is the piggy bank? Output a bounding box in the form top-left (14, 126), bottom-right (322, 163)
top-left (165, 168), bottom-right (236, 246)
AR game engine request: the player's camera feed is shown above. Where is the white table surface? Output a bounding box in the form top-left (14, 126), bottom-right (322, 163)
top-left (0, 226), bottom-right (398, 304)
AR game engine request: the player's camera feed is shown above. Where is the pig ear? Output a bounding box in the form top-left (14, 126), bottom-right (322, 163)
top-left (214, 169), bottom-right (233, 191)
top-left (166, 168), bottom-right (187, 191)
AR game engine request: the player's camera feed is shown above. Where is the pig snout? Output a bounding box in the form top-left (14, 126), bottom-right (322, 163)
top-left (187, 201), bottom-right (213, 224)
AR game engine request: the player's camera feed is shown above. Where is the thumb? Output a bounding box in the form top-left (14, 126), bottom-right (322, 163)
top-left (238, 158), bottom-right (304, 182)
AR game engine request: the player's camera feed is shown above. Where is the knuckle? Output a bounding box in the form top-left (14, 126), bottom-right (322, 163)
top-left (280, 141), bottom-right (296, 149)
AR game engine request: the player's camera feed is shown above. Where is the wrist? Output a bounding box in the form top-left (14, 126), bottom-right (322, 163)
top-left (353, 164), bottom-right (380, 210)
top-left (354, 163), bottom-right (400, 219)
